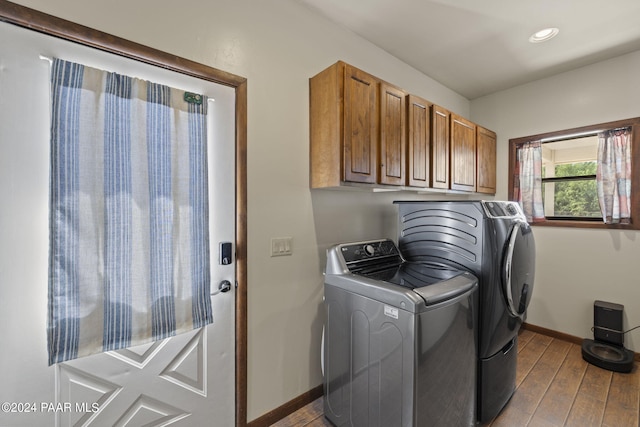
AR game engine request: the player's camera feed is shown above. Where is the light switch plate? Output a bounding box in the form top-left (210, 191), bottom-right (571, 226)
top-left (271, 237), bottom-right (293, 257)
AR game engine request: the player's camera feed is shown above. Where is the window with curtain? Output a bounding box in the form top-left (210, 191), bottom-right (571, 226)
top-left (597, 128), bottom-right (632, 224)
top-left (48, 58), bottom-right (213, 364)
top-left (512, 141), bottom-right (544, 222)
top-left (509, 117), bottom-right (640, 229)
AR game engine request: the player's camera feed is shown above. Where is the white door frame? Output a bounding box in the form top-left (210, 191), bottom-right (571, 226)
top-left (0, 1), bottom-right (248, 425)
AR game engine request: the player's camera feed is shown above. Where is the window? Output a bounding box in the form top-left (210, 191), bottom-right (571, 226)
top-left (509, 117), bottom-right (640, 229)
top-left (541, 136), bottom-right (600, 220)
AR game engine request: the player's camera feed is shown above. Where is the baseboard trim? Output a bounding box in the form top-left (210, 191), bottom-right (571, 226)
top-left (522, 322), bottom-right (640, 363)
top-left (521, 323), bottom-right (583, 345)
top-left (247, 384), bottom-right (323, 427)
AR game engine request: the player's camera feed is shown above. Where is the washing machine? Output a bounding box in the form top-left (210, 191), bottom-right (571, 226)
top-left (323, 239), bottom-right (478, 427)
top-left (395, 200), bottom-right (536, 423)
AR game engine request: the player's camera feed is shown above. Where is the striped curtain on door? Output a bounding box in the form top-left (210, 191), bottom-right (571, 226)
top-left (48, 58), bottom-right (212, 365)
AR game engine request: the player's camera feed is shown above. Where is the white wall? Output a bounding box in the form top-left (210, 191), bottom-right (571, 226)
top-left (471, 50), bottom-right (640, 353)
top-left (9, 0), bottom-right (472, 421)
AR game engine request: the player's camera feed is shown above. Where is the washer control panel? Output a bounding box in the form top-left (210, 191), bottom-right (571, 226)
top-left (339, 239), bottom-right (400, 263)
top-left (482, 201), bottom-right (525, 220)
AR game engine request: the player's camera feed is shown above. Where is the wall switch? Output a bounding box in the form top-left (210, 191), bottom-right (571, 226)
top-left (271, 237), bottom-right (293, 257)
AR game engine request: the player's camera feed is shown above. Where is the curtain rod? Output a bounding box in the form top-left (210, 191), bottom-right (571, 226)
top-left (539, 126), bottom-right (631, 144)
top-left (39, 55), bottom-right (215, 102)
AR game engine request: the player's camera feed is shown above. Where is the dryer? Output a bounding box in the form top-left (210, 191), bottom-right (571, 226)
top-left (395, 200), bottom-right (536, 423)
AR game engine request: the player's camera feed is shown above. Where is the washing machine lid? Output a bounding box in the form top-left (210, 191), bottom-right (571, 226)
top-left (327, 239), bottom-right (478, 309)
top-left (360, 262), bottom-right (478, 306)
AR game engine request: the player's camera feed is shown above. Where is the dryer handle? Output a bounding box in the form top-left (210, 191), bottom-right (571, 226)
top-left (518, 283), bottom-right (529, 315)
top-left (504, 221), bottom-right (523, 318)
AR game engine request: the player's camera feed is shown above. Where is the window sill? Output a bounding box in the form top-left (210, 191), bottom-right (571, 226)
top-left (530, 219), bottom-right (637, 230)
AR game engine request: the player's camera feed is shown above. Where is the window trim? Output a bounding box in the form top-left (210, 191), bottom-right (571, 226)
top-left (509, 117), bottom-right (640, 230)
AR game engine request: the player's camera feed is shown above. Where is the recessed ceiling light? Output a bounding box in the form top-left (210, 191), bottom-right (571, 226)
top-left (529, 27), bottom-right (559, 43)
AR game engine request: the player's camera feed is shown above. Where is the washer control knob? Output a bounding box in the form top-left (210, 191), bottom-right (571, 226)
top-left (364, 244), bottom-right (375, 256)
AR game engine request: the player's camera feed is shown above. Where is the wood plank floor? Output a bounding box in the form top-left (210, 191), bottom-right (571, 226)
top-left (272, 330), bottom-right (639, 427)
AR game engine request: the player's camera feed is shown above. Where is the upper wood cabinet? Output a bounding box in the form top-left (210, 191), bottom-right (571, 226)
top-left (343, 64), bottom-right (379, 184)
top-left (310, 61), bottom-right (496, 194)
top-left (476, 126), bottom-right (497, 194)
top-left (310, 61), bottom-right (379, 187)
top-left (380, 83), bottom-right (407, 186)
top-left (407, 95), bottom-right (432, 188)
top-left (432, 105), bottom-right (451, 189)
top-left (451, 114), bottom-right (477, 192)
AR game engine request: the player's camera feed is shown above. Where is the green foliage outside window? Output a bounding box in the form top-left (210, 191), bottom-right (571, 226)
top-left (545, 162), bottom-right (601, 218)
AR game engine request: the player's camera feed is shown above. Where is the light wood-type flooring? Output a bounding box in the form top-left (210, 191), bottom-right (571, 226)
top-left (272, 330), bottom-right (640, 427)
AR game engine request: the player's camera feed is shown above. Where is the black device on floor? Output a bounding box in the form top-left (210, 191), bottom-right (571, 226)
top-left (581, 300), bottom-right (634, 373)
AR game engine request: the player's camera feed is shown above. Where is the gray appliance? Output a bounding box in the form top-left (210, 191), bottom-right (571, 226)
top-left (323, 239), bottom-right (478, 427)
top-left (395, 201), bottom-right (536, 423)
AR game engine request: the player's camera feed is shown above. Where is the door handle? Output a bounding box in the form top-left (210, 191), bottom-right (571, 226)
top-left (211, 280), bottom-right (233, 296)
top-left (219, 280), bottom-right (232, 293)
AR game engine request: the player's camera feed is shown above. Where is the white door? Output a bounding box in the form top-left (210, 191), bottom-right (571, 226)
top-left (0, 21), bottom-right (236, 427)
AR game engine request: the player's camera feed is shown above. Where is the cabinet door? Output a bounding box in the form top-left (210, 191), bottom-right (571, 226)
top-left (380, 83), bottom-right (406, 185)
top-left (451, 114), bottom-right (476, 192)
top-left (432, 105), bottom-right (450, 189)
top-left (476, 126), bottom-right (496, 194)
top-left (407, 95), bottom-right (431, 187)
top-left (344, 65), bottom-right (378, 184)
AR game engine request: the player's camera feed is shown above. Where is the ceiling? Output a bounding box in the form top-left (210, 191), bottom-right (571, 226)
top-left (297, 0), bottom-right (640, 100)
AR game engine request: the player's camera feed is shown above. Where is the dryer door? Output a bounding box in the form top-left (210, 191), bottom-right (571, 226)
top-left (503, 221), bottom-right (536, 318)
